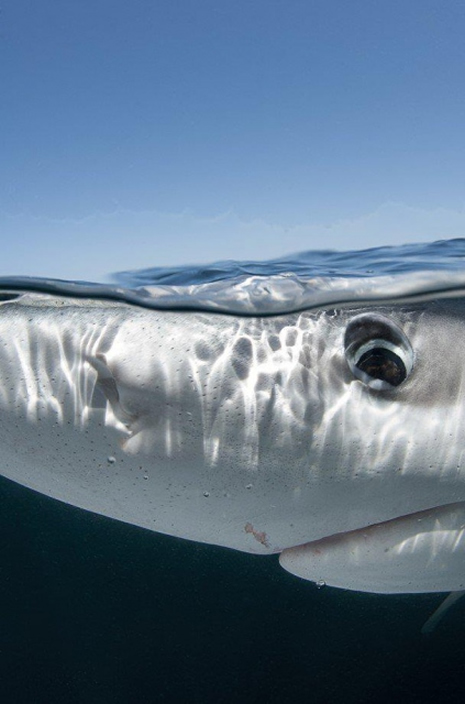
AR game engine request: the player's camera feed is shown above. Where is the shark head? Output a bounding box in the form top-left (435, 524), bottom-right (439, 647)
top-left (0, 292), bottom-right (464, 593)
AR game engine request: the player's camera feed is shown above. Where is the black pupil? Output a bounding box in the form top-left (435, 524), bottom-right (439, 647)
top-left (356, 347), bottom-right (406, 387)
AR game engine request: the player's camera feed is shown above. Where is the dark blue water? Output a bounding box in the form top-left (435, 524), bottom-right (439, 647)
top-left (1, 477), bottom-right (462, 704)
top-left (116, 237), bottom-right (465, 284)
top-left (1, 239), bottom-right (465, 703)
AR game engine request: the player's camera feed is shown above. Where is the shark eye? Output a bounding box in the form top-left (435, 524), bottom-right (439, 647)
top-left (344, 314), bottom-right (413, 390)
top-left (351, 339), bottom-right (407, 388)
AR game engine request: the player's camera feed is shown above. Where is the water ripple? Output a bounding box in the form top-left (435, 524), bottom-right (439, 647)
top-left (1, 238), bottom-right (465, 314)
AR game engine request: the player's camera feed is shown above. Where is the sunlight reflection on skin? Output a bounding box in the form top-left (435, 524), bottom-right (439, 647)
top-left (1, 292), bottom-right (465, 594)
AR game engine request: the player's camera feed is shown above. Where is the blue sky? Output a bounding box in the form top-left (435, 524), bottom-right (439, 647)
top-left (1, 1), bottom-right (465, 280)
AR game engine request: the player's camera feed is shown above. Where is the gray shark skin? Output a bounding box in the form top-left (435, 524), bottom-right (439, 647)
top-left (1, 292), bottom-right (464, 594)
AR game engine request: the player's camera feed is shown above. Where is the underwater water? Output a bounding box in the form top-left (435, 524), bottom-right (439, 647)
top-left (2, 238), bottom-right (465, 703)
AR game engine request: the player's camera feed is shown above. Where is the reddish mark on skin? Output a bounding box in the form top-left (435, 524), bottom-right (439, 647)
top-left (245, 522), bottom-right (270, 548)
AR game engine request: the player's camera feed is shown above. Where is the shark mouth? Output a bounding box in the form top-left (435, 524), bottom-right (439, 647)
top-left (279, 501), bottom-right (465, 594)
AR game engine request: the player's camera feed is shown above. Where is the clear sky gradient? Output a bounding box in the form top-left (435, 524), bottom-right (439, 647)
top-left (1, 1), bottom-right (465, 280)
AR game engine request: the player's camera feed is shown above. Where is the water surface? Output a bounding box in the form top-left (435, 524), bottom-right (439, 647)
top-left (2, 238), bottom-right (465, 313)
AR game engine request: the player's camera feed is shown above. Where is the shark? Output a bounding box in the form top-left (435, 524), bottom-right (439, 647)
top-left (0, 289), bottom-right (464, 599)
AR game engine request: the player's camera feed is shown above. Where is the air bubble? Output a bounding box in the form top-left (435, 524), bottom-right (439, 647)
top-left (203, 491), bottom-right (210, 497)
top-left (107, 456), bottom-right (116, 464)
top-left (315, 580), bottom-right (326, 589)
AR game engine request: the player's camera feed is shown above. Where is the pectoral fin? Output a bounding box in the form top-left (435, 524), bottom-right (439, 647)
top-left (421, 590), bottom-right (465, 634)
top-left (279, 502), bottom-right (465, 594)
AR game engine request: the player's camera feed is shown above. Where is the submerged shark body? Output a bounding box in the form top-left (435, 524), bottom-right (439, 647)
top-left (1, 291), bottom-right (464, 594)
